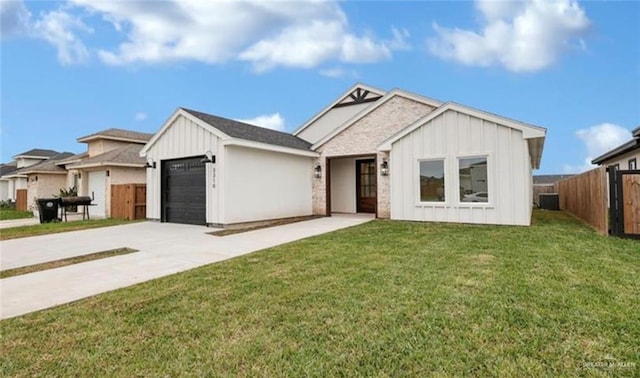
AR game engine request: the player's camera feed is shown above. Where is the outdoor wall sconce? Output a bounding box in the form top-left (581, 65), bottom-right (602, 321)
top-left (106, 170), bottom-right (110, 177)
top-left (380, 160), bottom-right (389, 176)
top-left (145, 158), bottom-right (156, 169)
top-left (201, 151), bottom-right (216, 164)
top-left (78, 172), bottom-right (81, 179)
top-left (314, 163), bottom-right (322, 179)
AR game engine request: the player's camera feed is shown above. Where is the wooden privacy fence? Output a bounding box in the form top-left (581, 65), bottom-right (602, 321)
top-left (15, 189), bottom-right (28, 212)
top-left (610, 170), bottom-right (640, 238)
top-left (558, 167), bottom-right (608, 235)
top-left (111, 184), bottom-right (146, 220)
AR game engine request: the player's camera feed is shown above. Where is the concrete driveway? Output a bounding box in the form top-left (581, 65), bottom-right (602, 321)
top-left (0, 214), bottom-right (372, 319)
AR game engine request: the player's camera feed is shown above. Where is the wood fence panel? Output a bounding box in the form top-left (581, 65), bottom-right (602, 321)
top-left (16, 189), bottom-right (28, 212)
top-left (622, 174), bottom-right (640, 235)
top-left (111, 184), bottom-right (146, 220)
top-left (558, 166), bottom-right (608, 235)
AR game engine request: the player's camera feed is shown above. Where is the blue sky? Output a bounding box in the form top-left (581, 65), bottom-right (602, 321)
top-left (1, 0), bottom-right (638, 174)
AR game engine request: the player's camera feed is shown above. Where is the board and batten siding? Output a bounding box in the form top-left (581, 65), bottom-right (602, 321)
top-left (390, 109), bottom-right (533, 226)
top-left (144, 114), bottom-right (221, 224)
top-left (224, 145), bottom-right (313, 224)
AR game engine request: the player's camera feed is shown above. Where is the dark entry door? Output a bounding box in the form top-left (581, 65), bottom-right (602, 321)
top-left (356, 159), bottom-right (376, 213)
top-left (162, 157), bottom-right (206, 225)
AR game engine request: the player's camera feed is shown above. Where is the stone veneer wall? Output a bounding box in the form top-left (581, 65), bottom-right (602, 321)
top-left (312, 96), bottom-right (436, 217)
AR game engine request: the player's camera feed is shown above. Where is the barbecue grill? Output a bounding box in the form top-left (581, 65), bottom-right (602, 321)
top-left (60, 196), bottom-right (94, 221)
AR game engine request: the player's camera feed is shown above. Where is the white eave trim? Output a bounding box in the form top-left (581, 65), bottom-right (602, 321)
top-left (140, 108), bottom-right (231, 156)
top-left (21, 170), bottom-right (68, 175)
top-left (12, 155), bottom-right (51, 160)
top-left (1, 174), bottom-right (27, 179)
top-left (222, 139), bottom-right (319, 158)
top-left (378, 102), bottom-right (547, 151)
top-left (292, 83), bottom-right (387, 136)
top-left (311, 89), bottom-right (443, 150)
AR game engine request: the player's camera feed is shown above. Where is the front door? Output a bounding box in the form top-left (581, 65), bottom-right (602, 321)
top-left (356, 159), bottom-right (376, 213)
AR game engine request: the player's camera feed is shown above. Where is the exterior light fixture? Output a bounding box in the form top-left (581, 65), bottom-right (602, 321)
top-left (145, 158), bottom-right (156, 169)
top-left (380, 160), bottom-right (389, 176)
top-left (314, 163), bottom-right (322, 179)
top-left (201, 151), bottom-right (215, 164)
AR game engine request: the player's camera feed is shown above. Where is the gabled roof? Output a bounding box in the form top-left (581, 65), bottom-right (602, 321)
top-left (378, 102), bottom-right (547, 169)
top-left (293, 83), bottom-right (386, 136)
top-left (77, 128), bottom-right (154, 144)
top-left (591, 128), bottom-right (640, 165)
top-left (18, 152), bottom-right (75, 175)
top-left (311, 88), bottom-right (443, 149)
top-left (68, 144), bottom-right (146, 169)
top-left (12, 148), bottom-right (59, 160)
top-left (142, 108), bottom-right (314, 157)
top-left (183, 108), bottom-right (312, 151)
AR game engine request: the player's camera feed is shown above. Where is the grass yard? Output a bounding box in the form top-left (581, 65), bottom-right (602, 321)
top-left (0, 218), bottom-right (137, 241)
top-left (1, 211), bottom-right (639, 376)
top-left (0, 209), bottom-right (33, 221)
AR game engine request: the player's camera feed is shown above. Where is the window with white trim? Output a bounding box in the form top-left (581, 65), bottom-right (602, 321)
top-left (419, 160), bottom-right (445, 202)
top-left (459, 157), bottom-right (488, 203)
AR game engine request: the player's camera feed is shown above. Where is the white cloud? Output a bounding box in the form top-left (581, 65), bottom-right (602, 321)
top-left (33, 9), bottom-right (91, 65)
top-left (237, 113), bottom-right (285, 132)
top-left (428, 0), bottom-right (590, 72)
top-left (63, 0), bottom-right (405, 70)
top-left (564, 123), bottom-right (631, 173)
top-left (0, 0), bottom-right (31, 38)
top-left (135, 112), bottom-right (147, 121)
top-left (319, 66), bottom-right (359, 79)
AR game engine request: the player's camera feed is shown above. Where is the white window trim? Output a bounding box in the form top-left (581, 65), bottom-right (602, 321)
top-left (416, 157), bottom-right (447, 205)
top-left (456, 154), bottom-right (493, 207)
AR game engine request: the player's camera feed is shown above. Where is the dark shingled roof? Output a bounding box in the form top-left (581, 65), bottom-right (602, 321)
top-left (182, 108), bottom-right (312, 151)
top-left (67, 144), bottom-right (145, 168)
top-left (77, 128), bottom-right (154, 143)
top-left (12, 148), bottom-right (60, 159)
top-left (0, 162), bottom-right (18, 176)
top-left (17, 152), bottom-right (76, 174)
top-left (533, 174), bottom-right (575, 185)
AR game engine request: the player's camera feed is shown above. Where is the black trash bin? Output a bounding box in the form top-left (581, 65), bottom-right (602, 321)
top-left (37, 198), bottom-right (60, 223)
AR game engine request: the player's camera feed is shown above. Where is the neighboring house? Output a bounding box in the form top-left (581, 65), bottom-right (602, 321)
top-left (142, 83), bottom-right (546, 227)
top-left (15, 152), bottom-right (75, 211)
top-left (0, 162), bottom-right (17, 201)
top-left (592, 126), bottom-right (640, 170)
top-left (66, 129), bottom-right (153, 218)
top-left (0, 149), bottom-right (60, 201)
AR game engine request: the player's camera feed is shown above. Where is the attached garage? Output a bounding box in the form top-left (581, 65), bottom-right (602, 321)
top-left (141, 108), bottom-right (317, 227)
top-left (162, 157), bottom-right (206, 225)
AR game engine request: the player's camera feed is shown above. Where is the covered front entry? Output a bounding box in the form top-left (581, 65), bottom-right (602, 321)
top-left (162, 156), bottom-right (206, 225)
top-left (327, 155), bottom-right (377, 215)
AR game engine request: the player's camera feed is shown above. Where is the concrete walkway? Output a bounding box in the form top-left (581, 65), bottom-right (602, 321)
top-left (0, 213), bottom-right (91, 229)
top-left (0, 214), bottom-right (372, 319)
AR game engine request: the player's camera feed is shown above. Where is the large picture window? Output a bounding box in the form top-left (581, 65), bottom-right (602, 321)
top-left (459, 157), bottom-right (488, 203)
top-left (419, 160), bottom-right (445, 202)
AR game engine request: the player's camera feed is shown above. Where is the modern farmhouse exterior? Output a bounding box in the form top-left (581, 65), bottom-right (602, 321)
top-left (142, 84), bottom-right (546, 227)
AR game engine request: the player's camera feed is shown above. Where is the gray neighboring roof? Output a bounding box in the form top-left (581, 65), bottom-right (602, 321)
top-left (0, 162), bottom-right (18, 176)
top-left (182, 108), bottom-right (312, 151)
top-left (18, 152), bottom-right (75, 174)
top-left (591, 129), bottom-right (640, 165)
top-left (533, 174), bottom-right (575, 185)
top-left (56, 151), bottom-right (89, 166)
top-left (77, 128), bottom-right (154, 143)
top-left (12, 148), bottom-right (59, 159)
top-left (68, 144), bottom-right (145, 168)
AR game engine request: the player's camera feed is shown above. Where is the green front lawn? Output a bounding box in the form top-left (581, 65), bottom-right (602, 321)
top-left (0, 208), bottom-right (33, 221)
top-left (1, 211), bottom-right (639, 376)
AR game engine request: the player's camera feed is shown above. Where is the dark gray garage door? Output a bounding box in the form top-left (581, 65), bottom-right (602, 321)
top-left (162, 157), bottom-right (206, 225)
